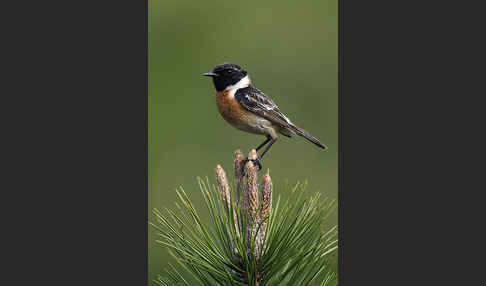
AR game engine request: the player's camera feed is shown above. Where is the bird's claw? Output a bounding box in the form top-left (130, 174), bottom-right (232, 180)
top-left (241, 156), bottom-right (262, 176)
top-left (253, 157), bottom-right (262, 171)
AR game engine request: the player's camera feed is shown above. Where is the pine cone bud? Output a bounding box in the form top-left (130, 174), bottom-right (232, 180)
top-left (245, 149), bottom-right (259, 223)
top-left (256, 173), bottom-right (272, 260)
top-left (215, 165), bottom-right (231, 211)
top-left (234, 149), bottom-right (244, 205)
top-left (260, 173), bottom-right (272, 222)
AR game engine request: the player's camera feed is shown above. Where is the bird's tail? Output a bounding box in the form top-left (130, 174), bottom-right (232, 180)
top-left (287, 124), bottom-right (327, 150)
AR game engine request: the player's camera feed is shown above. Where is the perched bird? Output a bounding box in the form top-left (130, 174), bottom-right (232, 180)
top-left (202, 63), bottom-right (327, 171)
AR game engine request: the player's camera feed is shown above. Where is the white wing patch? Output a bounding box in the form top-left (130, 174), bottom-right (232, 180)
top-left (235, 84), bottom-right (294, 127)
top-left (281, 113), bottom-right (292, 124)
top-left (254, 93), bottom-right (291, 123)
top-left (259, 98), bottom-right (274, 111)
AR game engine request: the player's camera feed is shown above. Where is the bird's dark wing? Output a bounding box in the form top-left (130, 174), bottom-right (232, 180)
top-left (234, 85), bottom-right (292, 128)
top-left (235, 85), bottom-right (327, 149)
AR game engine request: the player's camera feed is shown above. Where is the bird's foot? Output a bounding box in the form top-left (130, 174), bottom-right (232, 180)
top-left (241, 156), bottom-right (262, 176)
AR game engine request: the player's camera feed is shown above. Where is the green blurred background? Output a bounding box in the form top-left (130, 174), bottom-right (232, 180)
top-left (149, 0), bottom-right (337, 283)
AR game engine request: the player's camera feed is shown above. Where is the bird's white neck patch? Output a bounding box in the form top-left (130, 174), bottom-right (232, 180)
top-left (225, 75), bottom-right (251, 97)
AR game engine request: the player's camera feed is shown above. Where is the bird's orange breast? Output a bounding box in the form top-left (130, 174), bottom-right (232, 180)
top-left (216, 89), bottom-right (271, 134)
top-left (216, 90), bottom-right (248, 126)
top-left (215, 89), bottom-right (278, 136)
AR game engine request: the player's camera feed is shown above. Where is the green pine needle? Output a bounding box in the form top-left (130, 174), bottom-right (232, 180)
top-left (151, 177), bottom-right (338, 285)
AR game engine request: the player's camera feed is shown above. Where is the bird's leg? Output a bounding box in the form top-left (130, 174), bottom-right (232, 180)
top-left (242, 137), bottom-right (276, 174)
top-left (256, 136), bottom-right (272, 152)
top-left (257, 138), bottom-right (277, 163)
top-left (242, 137), bottom-right (270, 172)
top-left (259, 138), bottom-right (276, 159)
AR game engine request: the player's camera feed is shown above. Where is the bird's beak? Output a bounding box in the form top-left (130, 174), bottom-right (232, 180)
top-left (202, 71), bottom-right (218, 77)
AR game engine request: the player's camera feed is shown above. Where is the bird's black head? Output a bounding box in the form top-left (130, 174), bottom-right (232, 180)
top-left (202, 63), bottom-right (249, 92)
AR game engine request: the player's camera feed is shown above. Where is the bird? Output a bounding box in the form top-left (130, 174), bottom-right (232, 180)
top-left (202, 63), bottom-right (327, 171)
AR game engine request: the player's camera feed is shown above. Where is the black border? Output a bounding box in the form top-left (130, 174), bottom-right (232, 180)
top-left (337, 0), bottom-right (476, 284)
top-left (5, 0), bottom-right (148, 284)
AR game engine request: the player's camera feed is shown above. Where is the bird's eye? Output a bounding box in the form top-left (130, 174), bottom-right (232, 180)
top-left (227, 69), bottom-right (233, 74)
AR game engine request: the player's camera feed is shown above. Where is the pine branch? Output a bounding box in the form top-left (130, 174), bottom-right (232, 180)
top-left (151, 149), bottom-right (338, 286)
